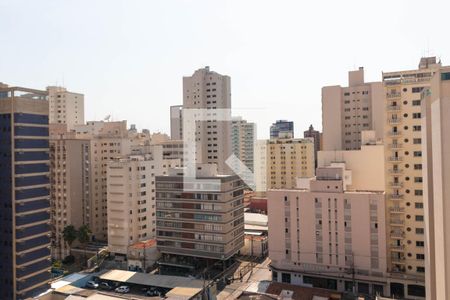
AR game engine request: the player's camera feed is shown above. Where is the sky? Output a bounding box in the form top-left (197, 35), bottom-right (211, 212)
top-left (1, 0), bottom-right (449, 139)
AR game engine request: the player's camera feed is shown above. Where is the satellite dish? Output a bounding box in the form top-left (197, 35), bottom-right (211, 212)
top-left (104, 115), bottom-right (111, 121)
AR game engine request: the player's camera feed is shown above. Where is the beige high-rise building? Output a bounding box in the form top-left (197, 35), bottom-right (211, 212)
top-left (254, 139), bottom-right (268, 192)
top-left (380, 57), bottom-right (444, 299)
top-left (266, 138), bottom-right (315, 189)
top-left (74, 121), bottom-right (147, 241)
top-left (268, 164), bottom-right (387, 296)
top-left (107, 153), bottom-right (180, 256)
top-left (421, 64), bottom-right (450, 300)
top-left (170, 105), bottom-right (183, 140)
top-left (49, 125), bottom-right (90, 259)
top-left (322, 67), bottom-right (384, 151)
top-left (47, 86), bottom-right (84, 130)
top-left (182, 66), bottom-right (232, 174)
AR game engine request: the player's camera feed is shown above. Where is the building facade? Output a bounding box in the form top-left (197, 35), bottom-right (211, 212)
top-left (107, 154), bottom-right (180, 256)
top-left (303, 124), bottom-right (321, 167)
top-left (268, 165), bottom-right (387, 297)
top-left (155, 165), bottom-right (245, 268)
top-left (322, 67), bottom-right (384, 151)
top-left (0, 84), bottom-right (52, 299)
top-left (231, 116), bottom-right (256, 172)
top-left (47, 86), bottom-right (84, 130)
top-left (380, 57), bottom-right (444, 298)
top-left (270, 120), bottom-right (294, 139)
top-left (170, 105), bottom-right (183, 140)
top-left (49, 127), bottom-right (90, 260)
top-left (421, 64), bottom-right (450, 300)
top-left (266, 138), bottom-right (315, 189)
top-left (182, 66), bottom-right (232, 174)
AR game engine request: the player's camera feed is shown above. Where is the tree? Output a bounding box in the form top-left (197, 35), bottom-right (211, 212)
top-left (77, 225), bottom-right (91, 266)
top-left (62, 225), bottom-right (77, 250)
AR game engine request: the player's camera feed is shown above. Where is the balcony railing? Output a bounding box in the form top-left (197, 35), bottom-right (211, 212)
top-left (389, 182), bottom-right (404, 188)
top-left (390, 244), bottom-right (405, 251)
top-left (389, 143), bottom-right (403, 149)
top-left (390, 194), bottom-right (404, 200)
top-left (387, 118), bottom-right (402, 124)
top-left (388, 131), bottom-right (402, 137)
top-left (388, 156), bottom-right (403, 162)
top-left (387, 105), bottom-right (402, 111)
top-left (389, 207), bottom-right (405, 213)
top-left (389, 168), bottom-right (403, 174)
top-left (386, 93), bottom-right (401, 98)
top-left (390, 219), bottom-right (405, 226)
top-left (390, 230), bottom-right (405, 238)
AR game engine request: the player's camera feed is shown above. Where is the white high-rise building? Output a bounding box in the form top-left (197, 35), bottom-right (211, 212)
top-left (231, 116), bottom-right (256, 172)
top-left (47, 86), bottom-right (84, 130)
top-left (182, 66), bottom-right (232, 174)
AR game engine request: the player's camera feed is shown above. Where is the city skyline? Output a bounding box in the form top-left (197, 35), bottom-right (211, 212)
top-left (1, 0), bottom-right (449, 138)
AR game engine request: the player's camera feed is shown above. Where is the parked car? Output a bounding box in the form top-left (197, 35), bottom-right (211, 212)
top-left (99, 282), bottom-right (113, 290)
top-left (85, 281), bottom-right (99, 289)
top-left (146, 288), bottom-right (159, 296)
top-left (115, 286), bottom-right (130, 293)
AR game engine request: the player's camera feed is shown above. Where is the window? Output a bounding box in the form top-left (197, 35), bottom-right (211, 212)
top-left (416, 215), bottom-right (424, 222)
top-left (414, 151), bottom-right (422, 157)
top-left (412, 100), bottom-right (421, 106)
top-left (416, 241), bottom-right (425, 247)
top-left (416, 227), bottom-right (424, 234)
top-left (412, 113), bottom-right (421, 119)
top-left (413, 138), bottom-right (422, 144)
top-left (416, 254), bottom-right (425, 260)
top-left (414, 177), bottom-right (423, 183)
top-left (414, 164), bottom-right (422, 170)
top-left (415, 190), bottom-right (423, 196)
top-left (412, 87), bottom-right (424, 93)
top-left (442, 72), bottom-right (450, 81)
top-left (416, 267), bottom-right (425, 273)
top-left (415, 202), bottom-right (424, 209)
top-left (413, 125), bottom-right (421, 132)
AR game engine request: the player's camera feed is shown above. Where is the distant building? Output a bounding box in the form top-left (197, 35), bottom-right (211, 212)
top-left (0, 83), bottom-right (51, 299)
top-left (183, 66), bottom-right (232, 174)
top-left (155, 164), bottom-right (244, 271)
top-left (170, 105), bottom-right (183, 140)
top-left (47, 86), bottom-right (84, 130)
top-left (303, 124), bottom-right (321, 167)
top-left (241, 213), bottom-right (268, 257)
top-left (270, 120), bottom-right (294, 139)
top-left (322, 67), bottom-right (384, 151)
top-left (231, 116), bottom-right (256, 171)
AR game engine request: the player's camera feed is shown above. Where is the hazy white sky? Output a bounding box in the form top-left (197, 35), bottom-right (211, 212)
top-left (1, 0), bottom-right (449, 138)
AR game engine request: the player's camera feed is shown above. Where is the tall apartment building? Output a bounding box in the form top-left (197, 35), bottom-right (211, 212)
top-left (155, 164), bottom-right (245, 270)
top-left (322, 67), bottom-right (384, 151)
top-left (49, 125), bottom-right (90, 260)
top-left (270, 120), bottom-right (294, 139)
top-left (107, 153), bottom-right (180, 256)
top-left (266, 138), bottom-right (315, 189)
top-left (74, 121), bottom-right (146, 241)
top-left (231, 116), bottom-right (256, 171)
top-left (380, 57), bottom-right (444, 299)
top-left (268, 165), bottom-right (387, 296)
top-left (47, 86), bottom-right (84, 130)
top-left (421, 65), bottom-right (450, 300)
top-left (0, 84), bottom-right (51, 299)
top-left (182, 66), bottom-right (232, 174)
top-left (170, 105), bottom-right (183, 140)
top-left (303, 124), bottom-right (321, 167)
top-left (254, 140), bottom-right (268, 192)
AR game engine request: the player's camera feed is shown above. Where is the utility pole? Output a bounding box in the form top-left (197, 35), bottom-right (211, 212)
top-left (142, 242), bottom-right (146, 272)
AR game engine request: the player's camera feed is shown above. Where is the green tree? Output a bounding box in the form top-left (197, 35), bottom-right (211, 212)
top-left (77, 225), bottom-right (91, 266)
top-left (62, 225), bottom-right (77, 250)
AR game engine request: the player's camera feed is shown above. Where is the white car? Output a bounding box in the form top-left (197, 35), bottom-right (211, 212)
top-left (85, 281), bottom-right (99, 289)
top-left (115, 286), bottom-right (130, 293)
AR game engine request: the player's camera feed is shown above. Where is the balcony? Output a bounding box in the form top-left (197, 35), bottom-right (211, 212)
top-left (391, 257), bottom-right (406, 264)
top-left (387, 118), bottom-right (402, 125)
top-left (390, 194), bottom-right (404, 200)
top-left (386, 105), bottom-right (402, 111)
top-left (389, 143), bottom-right (403, 149)
top-left (386, 93), bottom-right (401, 99)
top-left (388, 156), bottom-right (403, 162)
top-left (390, 244), bottom-right (405, 251)
top-left (390, 230), bottom-right (405, 239)
top-left (388, 131), bottom-right (402, 137)
top-left (389, 168), bottom-right (403, 174)
top-left (389, 182), bottom-right (404, 188)
top-left (390, 219), bottom-right (405, 226)
top-left (389, 206), bottom-right (405, 213)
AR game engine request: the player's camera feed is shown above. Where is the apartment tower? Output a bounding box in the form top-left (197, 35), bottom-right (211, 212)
top-left (380, 57), bottom-right (444, 298)
top-left (231, 116), bottom-right (256, 172)
top-left (47, 86), bottom-right (84, 130)
top-left (270, 120), bottom-right (294, 139)
top-left (0, 84), bottom-right (51, 299)
top-left (322, 67), bottom-right (384, 151)
top-left (182, 66), bottom-right (232, 174)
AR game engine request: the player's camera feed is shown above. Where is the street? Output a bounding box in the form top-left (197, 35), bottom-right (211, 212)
top-left (217, 257), bottom-right (272, 300)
